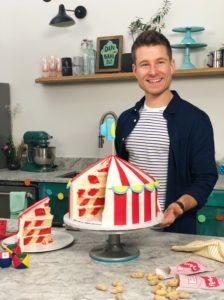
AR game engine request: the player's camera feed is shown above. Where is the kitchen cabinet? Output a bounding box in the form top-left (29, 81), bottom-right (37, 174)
top-left (35, 67), bottom-right (224, 84)
top-left (196, 189), bottom-right (224, 237)
top-left (0, 83), bottom-right (11, 169)
top-left (0, 180), bottom-right (38, 218)
top-left (38, 182), bottom-right (68, 226)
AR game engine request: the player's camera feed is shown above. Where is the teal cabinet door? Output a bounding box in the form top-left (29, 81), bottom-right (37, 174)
top-left (196, 190), bottom-right (224, 237)
top-left (38, 182), bottom-right (68, 226)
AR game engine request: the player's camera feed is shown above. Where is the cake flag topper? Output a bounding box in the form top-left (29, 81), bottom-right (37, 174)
top-left (100, 117), bottom-right (116, 154)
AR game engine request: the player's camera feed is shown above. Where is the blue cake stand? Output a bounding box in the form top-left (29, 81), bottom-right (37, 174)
top-left (63, 213), bottom-right (140, 263)
top-left (64, 213), bottom-right (163, 263)
top-left (171, 26), bottom-right (207, 69)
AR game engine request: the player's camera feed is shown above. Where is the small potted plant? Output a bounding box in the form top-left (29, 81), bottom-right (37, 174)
top-left (1, 136), bottom-right (20, 170)
top-left (128, 0), bottom-right (171, 42)
top-left (122, 0), bottom-right (171, 73)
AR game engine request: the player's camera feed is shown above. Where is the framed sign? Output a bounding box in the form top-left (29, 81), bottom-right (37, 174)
top-left (96, 35), bottom-right (123, 73)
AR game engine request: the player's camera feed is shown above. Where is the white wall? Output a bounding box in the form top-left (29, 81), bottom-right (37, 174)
top-left (0, 0), bottom-right (224, 160)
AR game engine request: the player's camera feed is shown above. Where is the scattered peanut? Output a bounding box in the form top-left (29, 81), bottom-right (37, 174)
top-left (166, 286), bottom-right (174, 293)
top-left (112, 280), bottom-right (122, 287)
top-left (148, 278), bottom-right (160, 286)
top-left (95, 283), bottom-right (108, 291)
top-left (158, 283), bottom-right (167, 290)
top-left (167, 278), bottom-right (179, 287)
top-left (151, 285), bottom-right (162, 294)
top-left (95, 269), bottom-right (192, 300)
top-left (131, 272), bottom-right (145, 278)
top-left (147, 274), bottom-right (159, 281)
top-left (155, 289), bottom-right (167, 296)
top-left (167, 290), bottom-right (179, 300)
top-left (148, 272), bottom-right (157, 277)
top-left (111, 285), bottom-right (124, 294)
top-left (115, 293), bottom-right (123, 300)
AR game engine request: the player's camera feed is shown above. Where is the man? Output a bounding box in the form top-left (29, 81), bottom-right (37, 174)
top-left (115, 30), bottom-right (218, 234)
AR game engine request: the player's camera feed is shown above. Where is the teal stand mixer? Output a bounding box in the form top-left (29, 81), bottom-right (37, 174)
top-left (21, 131), bottom-right (56, 172)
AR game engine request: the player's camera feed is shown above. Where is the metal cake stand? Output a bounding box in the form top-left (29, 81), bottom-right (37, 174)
top-left (63, 213), bottom-right (162, 263)
top-left (171, 26), bottom-right (207, 69)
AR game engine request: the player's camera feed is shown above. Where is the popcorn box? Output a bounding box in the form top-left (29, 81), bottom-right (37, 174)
top-left (156, 261), bottom-right (213, 279)
top-left (179, 274), bottom-right (224, 291)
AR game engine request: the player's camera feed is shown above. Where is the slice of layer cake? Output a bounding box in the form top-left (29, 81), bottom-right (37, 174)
top-left (68, 155), bottom-right (162, 229)
top-left (17, 197), bottom-right (53, 252)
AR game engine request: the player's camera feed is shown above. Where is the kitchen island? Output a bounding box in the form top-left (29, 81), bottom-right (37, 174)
top-left (0, 226), bottom-right (223, 300)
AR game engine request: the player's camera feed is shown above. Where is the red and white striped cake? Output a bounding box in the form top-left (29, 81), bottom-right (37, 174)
top-left (68, 155), bottom-right (163, 229)
top-left (17, 197), bottom-right (53, 251)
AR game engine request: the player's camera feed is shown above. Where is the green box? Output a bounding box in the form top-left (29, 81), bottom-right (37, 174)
top-left (196, 190), bottom-right (224, 237)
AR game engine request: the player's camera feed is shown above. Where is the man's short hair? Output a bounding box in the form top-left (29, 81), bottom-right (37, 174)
top-left (131, 30), bottom-right (172, 63)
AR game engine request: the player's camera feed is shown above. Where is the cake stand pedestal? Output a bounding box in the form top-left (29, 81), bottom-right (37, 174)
top-left (171, 26), bottom-right (207, 69)
top-left (90, 233), bottom-right (139, 263)
top-left (64, 213), bottom-right (141, 263)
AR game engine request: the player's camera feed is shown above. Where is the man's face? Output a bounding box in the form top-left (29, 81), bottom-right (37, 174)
top-left (132, 45), bottom-right (175, 98)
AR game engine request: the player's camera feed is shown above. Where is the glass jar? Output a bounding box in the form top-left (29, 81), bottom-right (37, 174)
top-left (81, 39), bottom-right (89, 75)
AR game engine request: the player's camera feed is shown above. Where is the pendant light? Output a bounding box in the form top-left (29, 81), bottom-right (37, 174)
top-left (49, 4), bottom-right (87, 27)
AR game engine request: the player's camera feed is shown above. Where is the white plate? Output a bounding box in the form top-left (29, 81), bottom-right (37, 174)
top-left (64, 213), bottom-right (163, 233)
top-left (1, 229), bottom-right (74, 253)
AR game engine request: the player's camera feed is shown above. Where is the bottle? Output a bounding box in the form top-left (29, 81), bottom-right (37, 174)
top-left (87, 40), bottom-right (96, 74)
top-left (81, 39), bottom-right (89, 75)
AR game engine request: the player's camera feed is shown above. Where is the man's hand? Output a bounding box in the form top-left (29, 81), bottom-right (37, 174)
top-left (156, 202), bottom-right (184, 228)
top-left (155, 194), bottom-right (198, 229)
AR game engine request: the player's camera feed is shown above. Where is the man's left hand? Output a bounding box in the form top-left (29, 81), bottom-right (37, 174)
top-left (156, 202), bottom-right (184, 228)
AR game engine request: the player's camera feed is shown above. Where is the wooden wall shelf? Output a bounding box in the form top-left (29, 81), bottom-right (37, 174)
top-left (35, 67), bottom-right (224, 84)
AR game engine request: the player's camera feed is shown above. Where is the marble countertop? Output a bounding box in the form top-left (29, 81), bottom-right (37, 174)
top-left (0, 225), bottom-right (224, 300)
top-left (0, 158), bottom-right (99, 184)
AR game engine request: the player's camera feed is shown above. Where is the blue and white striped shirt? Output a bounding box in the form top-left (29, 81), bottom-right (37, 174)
top-left (125, 104), bottom-right (170, 211)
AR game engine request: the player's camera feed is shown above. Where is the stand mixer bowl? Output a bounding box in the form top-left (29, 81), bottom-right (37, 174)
top-left (33, 147), bottom-right (56, 169)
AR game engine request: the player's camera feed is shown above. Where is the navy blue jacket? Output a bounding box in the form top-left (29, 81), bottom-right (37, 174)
top-left (115, 91), bottom-right (218, 234)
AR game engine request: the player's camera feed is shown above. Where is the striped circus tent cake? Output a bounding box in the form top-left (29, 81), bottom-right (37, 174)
top-left (17, 197), bottom-right (53, 251)
top-left (68, 155), bottom-right (163, 229)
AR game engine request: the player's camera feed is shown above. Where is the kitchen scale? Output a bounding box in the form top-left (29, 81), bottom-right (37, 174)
top-left (171, 26), bottom-right (207, 69)
top-left (64, 213), bottom-right (162, 263)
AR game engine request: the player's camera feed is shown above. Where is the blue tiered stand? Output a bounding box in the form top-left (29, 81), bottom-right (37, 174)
top-left (171, 26), bottom-right (207, 69)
